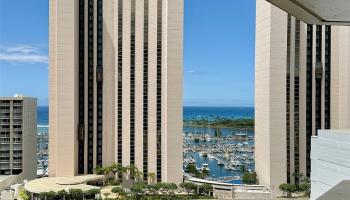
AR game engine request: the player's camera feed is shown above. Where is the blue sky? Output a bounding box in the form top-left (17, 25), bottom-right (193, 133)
top-left (0, 0), bottom-right (255, 107)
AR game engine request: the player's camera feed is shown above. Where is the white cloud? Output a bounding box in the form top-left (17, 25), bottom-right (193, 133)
top-left (5, 45), bottom-right (39, 54)
top-left (0, 45), bottom-right (48, 64)
top-left (188, 70), bottom-right (196, 74)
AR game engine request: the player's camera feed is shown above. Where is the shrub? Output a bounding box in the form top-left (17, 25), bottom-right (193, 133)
top-left (68, 189), bottom-right (83, 200)
top-left (279, 183), bottom-right (297, 198)
top-left (200, 183), bottom-right (213, 195)
top-left (180, 182), bottom-right (196, 195)
top-left (242, 171), bottom-right (258, 185)
top-left (111, 187), bottom-right (127, 199)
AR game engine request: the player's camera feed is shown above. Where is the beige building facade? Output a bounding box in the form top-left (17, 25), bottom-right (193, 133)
top-left (49, 0), bottom-right (183, 184)
top-left (0, 96), bottom-right (37, 182)
top-left (255, 0), bottom-right (350, 192)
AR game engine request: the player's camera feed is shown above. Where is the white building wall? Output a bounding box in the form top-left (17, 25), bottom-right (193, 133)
top-left (311, 130), bottom-right (350, 200)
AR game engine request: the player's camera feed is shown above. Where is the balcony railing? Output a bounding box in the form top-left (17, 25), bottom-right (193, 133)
top-left (0, 147), bottom-right (10, 151)
top-left (12, 109), bottom-right (22, 113)
top-left (0, 165), bottom-right (10, 169)
top-left (0, 128), bottom-right (10, 132)
top-left (12, 164), bottom-right (22, 169)
top-left (13, 145), bottom-right (22, 150)
top-left (0, 140), bottom-right (10, 144)
top-left (13, 154), bottom-right (22, 158)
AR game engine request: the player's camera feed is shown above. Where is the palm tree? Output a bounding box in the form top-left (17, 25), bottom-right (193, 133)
top-left (135, 170), bottom-right (144, 182)
top-left (105, 167), bottom-right (113, 184)
top-left (112, 163), bottom-right (128, 180)
top-left (148, 172), bottom-right (156, 184)
top-left (127, 164), bottom-right (139, 180)
top-left (94, 166), bottom-right (103, 175)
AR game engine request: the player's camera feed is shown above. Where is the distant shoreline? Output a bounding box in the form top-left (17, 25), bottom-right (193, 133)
top-left (184, 118), bottom-right (254, 130)
top-left (37, 106), bottom-right (255, 129)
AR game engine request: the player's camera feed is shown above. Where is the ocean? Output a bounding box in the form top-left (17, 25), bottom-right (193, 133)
top-left (37, 106), bottom-right (255, 125)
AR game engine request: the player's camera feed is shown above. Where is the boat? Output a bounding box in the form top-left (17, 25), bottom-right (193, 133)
top-left (202, 163), bottom-right (210, 171)
top-left (208, 154), bottom-right (215, 159)
top-left (37, 166), bottom-right (44, 177)
top-left (186, 157), bottom-right (196, 165)
top-left (200, 151), bottom-right (208, 157)
top-left (218, 160), bottom-right (224, 166)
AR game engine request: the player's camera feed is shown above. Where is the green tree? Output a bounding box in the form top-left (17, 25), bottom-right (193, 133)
top-left (38, 192), bottom-right (46, 200)
top-left (299, 177), bottom-right (311, 197)
top-left (162, 183), bottom-right (178, 194)
top-left (46, 191), bottom-right (56, 200)
top-left (279, 183), bottom-right (297, 198)
top-left (111, 187), bottom-right (127, 199)
top-left (180, 182), bottom-right (196, 195)
top-left (147, 183), bottom-right (161, 195)
top-left (86, 189), bottom-right (101, 199)
top-left (185, 163), bottom-right (198, 174)
top-left (69, 189), bottom-right (84, 200)
top-left (200, 168), bottom-right (210, 178)
top-left (131, 182), bottom-right (147, 199)
top-left (94, 166), bottom-right (103, 175)
top-left (239, 165), bottom-right (246, 173)
top-left (57, 190), bottom-right (68, 200)
top-left (19, 190), bottom-right (30, 200)
top-left (111, 163), bottom-right (128, 181)
top-left (242, 171), bottom-right (257, 185)
top-left (148, 172), bottom-right (156, 184)
top-left (38, 192), bottom-right (56, 200)
top-left (292, 172), bottom-right (304, 187)
top-left (200, 183), bottom-right (213, 196)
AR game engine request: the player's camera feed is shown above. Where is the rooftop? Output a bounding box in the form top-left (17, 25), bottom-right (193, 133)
top-left (25, 175), bottom-right (104, 193)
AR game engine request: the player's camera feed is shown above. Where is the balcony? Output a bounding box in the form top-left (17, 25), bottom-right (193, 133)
top-left (13, 145), bottom-right (22, 151)
top-left (0, 128), bottom-right (10, 132)
top-left (12, 121), bottom-right (22, 125)
top-left (0, 139), bottom-right (10, 144)
top-left (0, 164), bottom-right (10, 169)
top-left (12, 164), bottom-right (22, 169)
top-left (13, 160), bottom-right (22, 164)
top-left (13, 140), bottom-right (22, 144)
top-left (0, 146), bottom-right (10, 151)
top-left (0, 154), bottom-right (10, 157)
top-left (0, 115), bottom-right (10, 119)
top-left (12, 109), bottom-right (22, 114)
top-left (13, 154), bottom-right (22, 158)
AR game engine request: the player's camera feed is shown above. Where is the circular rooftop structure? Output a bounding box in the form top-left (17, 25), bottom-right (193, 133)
top-left (25, 175), bottom-right (104, 193)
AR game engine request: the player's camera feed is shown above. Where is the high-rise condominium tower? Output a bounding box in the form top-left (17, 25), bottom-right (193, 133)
top-left (49, 0), bottom-right (183, 184)
top-left (0, 96), bottom-right (37, 181)
top-left (255, 0), bottom-right (350, 191)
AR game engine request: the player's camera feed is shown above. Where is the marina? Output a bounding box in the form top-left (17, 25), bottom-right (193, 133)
top-left (34, 106), bottom-right (255, 182)
top-left (183, 126), bottom-right (255, 184)
top-left (37, 124), bottom-right (49, 177)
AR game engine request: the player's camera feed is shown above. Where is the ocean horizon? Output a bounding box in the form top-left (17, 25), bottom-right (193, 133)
top-left (37, 106), bottom-right (254, 125)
